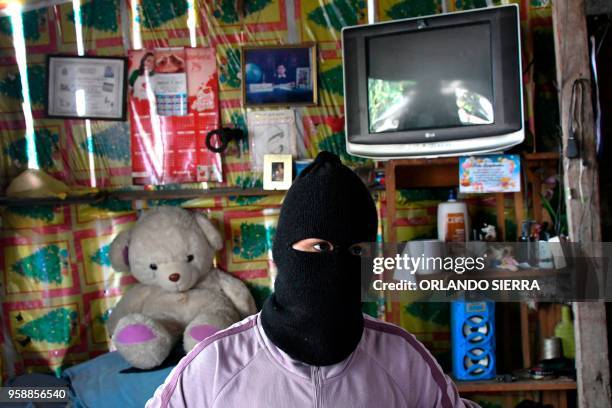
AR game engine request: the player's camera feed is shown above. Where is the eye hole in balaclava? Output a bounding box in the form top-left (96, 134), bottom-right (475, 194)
top-left (292, 238), bottom-right (335, 253)
top-left (261, 151), bottom-right (378, 366)
top-left (292, 239), bottom-right (367, 256)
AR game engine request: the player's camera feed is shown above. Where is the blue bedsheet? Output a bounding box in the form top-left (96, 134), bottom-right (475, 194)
top-left (62, 352), bottom-right (176, 408)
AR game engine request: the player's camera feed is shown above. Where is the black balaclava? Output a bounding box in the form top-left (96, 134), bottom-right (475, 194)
top-left (261, 151), bottom-right (378, 366)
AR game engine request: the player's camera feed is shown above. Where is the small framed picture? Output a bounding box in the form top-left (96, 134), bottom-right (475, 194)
top-left (241, 43), bottom-right (318, 107)
top-left (295, 67), bottom-right (311, 89)
top-left (263, 154), bottom-right (293, 190)
top-left (46, 55), bottom-right (127, 120)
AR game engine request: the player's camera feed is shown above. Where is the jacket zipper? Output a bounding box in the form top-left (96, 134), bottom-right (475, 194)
top-left (312, 366), bottom-right (322, 408)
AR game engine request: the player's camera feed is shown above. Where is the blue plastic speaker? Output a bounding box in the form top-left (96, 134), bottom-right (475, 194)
top-left (451, 301), bottom-right (496, 380)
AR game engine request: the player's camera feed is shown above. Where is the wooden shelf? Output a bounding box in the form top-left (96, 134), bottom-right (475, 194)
top-left (111, 187), bottom-right (284, 201)
top-left (523, 151), bottom-right (560, 162)
top-left (0, 187), bottom-right (285, 206)
top-left (386, 156), bottom-right (459, 168)
top-left (386, 152), bottom-right (558, 165)
top-left (389, 152), bottom-right (559, 169)
top-left (383, 151), bottom-right (567, 383)
top-left (421, 268), bottom-right (564, 280)
top-left (455, 378), bottom-right (576, 393)
top-left (0, 185), bottom-right (385, 206)
top-left (0, 193), bottom-right (103, 206)
top-left (385, 151), bottom-right (561, 242)
top-left (468, 268), bottom-right (563, 279)
top-left (386, 152), bottom-right (559, 190)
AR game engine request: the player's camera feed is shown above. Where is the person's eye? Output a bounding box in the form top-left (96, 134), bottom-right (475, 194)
top-left (150, 263), bottom-right (158, 270)
top-left (186, 254), bottom-right (194, 263)
top-left (348, 244), bottom-right (364, 256)
top-left (292, 238), bottom-right (335, 253)
top-left (312, 241), bottom-right (334, 252)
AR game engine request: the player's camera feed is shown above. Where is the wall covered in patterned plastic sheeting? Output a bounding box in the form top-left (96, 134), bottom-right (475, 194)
top-left (0, 0), bottom-right (556, 383)
top-left (0, 0), bottom-right (370, 378)
top-left (0, 0), bottom-right (558, 191)
top-left (0, 0), bottom-right (370, 190)
top-left (0, 197), bottom-right (282, 378)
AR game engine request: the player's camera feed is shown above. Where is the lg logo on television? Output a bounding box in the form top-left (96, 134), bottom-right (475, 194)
top-left (425, 132), bottom-right (436, 138)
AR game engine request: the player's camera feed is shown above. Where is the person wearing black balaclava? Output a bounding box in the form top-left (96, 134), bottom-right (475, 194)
top-left (260, 150), bottom-right (377, 366)
top-left (148, 152), bottom-right (479, 408)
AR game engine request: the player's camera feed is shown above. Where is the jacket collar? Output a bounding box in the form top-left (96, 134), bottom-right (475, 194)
top-left (255, 312), bottom-right (357, 380)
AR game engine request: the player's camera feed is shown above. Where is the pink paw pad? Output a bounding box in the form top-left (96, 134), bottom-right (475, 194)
top-left (116, 324), bottom-right (156, 344)
top-left (189, 325), bottom-right (219, 341)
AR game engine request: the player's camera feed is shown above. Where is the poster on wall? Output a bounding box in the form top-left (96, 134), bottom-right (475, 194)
top-left (128, 47), bottom-right (222, 185)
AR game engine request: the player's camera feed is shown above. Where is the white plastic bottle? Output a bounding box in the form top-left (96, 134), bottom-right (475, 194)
top-left (437, 190), bottom-right (470, 242)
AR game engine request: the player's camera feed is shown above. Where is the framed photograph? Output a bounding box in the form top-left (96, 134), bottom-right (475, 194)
top-left (46, 55), bottom-right (127, 120)
top-left (247, 109), bottom-right (297, 170)
top-left (263, 154), bottom-right (293, 190)
top-left (241, 44), bottom-right (317, 107)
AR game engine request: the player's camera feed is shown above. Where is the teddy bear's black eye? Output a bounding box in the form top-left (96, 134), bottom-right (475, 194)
top-left (149, 263), bottom-right (158, 270)
top-left (186, 254), bottom-right (194, 263)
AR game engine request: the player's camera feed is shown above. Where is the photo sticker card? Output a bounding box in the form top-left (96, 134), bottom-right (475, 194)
top-left (459, 154), bottom-right (521, 193)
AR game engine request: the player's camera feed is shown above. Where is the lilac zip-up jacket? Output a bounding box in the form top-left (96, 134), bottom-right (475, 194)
top-left (147, 313), bottom-right (479, 408)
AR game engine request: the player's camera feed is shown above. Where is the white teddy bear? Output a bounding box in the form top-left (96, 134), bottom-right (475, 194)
top-left (106, 206), bottom-right (257, 369)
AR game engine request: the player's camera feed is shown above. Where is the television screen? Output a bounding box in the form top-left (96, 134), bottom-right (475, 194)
top-left (367, 23), bottom-right (494, 134)
top-left (342, 5), bottom-right (523, 159)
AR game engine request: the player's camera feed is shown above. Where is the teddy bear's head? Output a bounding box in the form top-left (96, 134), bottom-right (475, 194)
top-left (109, 207), bottom-right (223, 292)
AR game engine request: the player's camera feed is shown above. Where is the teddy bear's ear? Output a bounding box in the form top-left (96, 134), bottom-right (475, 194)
top-left (109, 230), bottom-right (131, 272)
top-left (194, 213), bottom-right (223, 251)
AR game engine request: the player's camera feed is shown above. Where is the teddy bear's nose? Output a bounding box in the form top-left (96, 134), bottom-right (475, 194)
top-left (168, 273), bottom-right (181, 282)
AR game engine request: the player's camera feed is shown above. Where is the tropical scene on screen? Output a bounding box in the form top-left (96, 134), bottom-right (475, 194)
top-left (368, 78), bottom-right (494, 133)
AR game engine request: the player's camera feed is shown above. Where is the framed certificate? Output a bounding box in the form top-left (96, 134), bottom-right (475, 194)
top-left (46, 55), bottom-right (127, 120)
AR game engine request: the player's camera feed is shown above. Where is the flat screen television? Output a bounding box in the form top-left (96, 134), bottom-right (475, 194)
top-left (342, 5), bottom-right (523, 159)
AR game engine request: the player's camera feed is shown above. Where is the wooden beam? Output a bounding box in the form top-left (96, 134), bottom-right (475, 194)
top-left (385, 161), bottom-right (398, 242)
top-left (551, 0), bottom-right (612, 406)
top-left (495, 193), bottom-right (506, 240)
top-left (520, 303), bottom-right (532, 368)
top-left (513, 191), bottom-right (525, 239)
top-left (529, 167), bottom-right (544, 223)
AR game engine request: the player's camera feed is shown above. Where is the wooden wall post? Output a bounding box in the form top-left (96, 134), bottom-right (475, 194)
top-left (385, 161), bottom-right (397, 242)
top-left (551, 0), bottom-right (612, 406)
